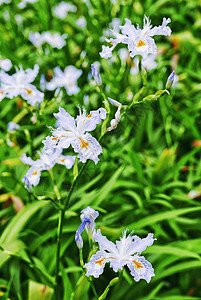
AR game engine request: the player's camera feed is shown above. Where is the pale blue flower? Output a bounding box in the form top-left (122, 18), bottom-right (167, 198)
top-left (84, 229), bottom-right (156, 282)
top-left (0, 59), bottom-right (12, 71)
top-left (53, 2), bottom-right (77, 19)
top-left (100, 16), bottom-right (171, 59)
top-left (76, 17), bottom-right (86, 28)
top-left (7, 122), bottom-right (20, 132)
top-left (18, 0), bottom-right (37, 9)
top-left (75, 206), bottom-right (99, 249)
top-left (29, 32), bottom-right (67, 49)
top-left (21, 148), bottom-right (76, 189)
top-left (43, 107), bottom-right (107, 164)
top-left (0, 65), bottom-right (43, 106)
top-left (46, 66), bottom-right (82, 95)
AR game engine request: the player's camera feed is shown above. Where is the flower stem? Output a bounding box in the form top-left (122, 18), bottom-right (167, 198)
top-left (48, 169), bottom-right (61, 202)
top-left (54, 163), bottom-right (87, 297)
top-left (98, 277), bottom-right (119, 300)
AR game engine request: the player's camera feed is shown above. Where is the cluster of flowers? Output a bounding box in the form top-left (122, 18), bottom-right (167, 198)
top-left (29, 32), bottom-right (67, 49)
top-left (0, 62), bottom-right (83, 106)
top-left (76, 207), bottom-right (156, 282)
top-left (21, 106), bottom-right (107, 189)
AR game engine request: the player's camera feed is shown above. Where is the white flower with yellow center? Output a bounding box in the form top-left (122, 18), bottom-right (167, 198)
top-left (84, 229), bottom-right (156, 282)
top-left (21, 148), bottom-right (76, 189)
top-left (43, 106), bottom-right (107, 164)
top-left (0, 64), bottom-right (43, 106)
top-left (100, 16), bottom-right (171, 59)
top-left (46, 66), bottom-right (82, 95)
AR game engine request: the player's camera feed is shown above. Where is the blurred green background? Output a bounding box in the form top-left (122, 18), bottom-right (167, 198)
top-left (0, 0), bottom-right (201, 299)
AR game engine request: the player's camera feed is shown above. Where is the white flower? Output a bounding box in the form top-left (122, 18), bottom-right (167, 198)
top-left (130, 54), bottom-right (157, 75)
top-left (29, 32), bottom-right (44, 48)
top-left (130, 57), bottom-right (140, 75)
top-left (7, 122), bottom-right (20, 132)
top-left (53, 2), bottom-right (77, 19)
top-left (107, 98), bottom-right (122, 131)
top-left (0, 65), bottom-right (44, 106)
top-left (118, 48), bottom-right (129, 61)
top-left (141, 53), bottom-right (157, 71)
top-left (29, 32), bottom-right (67, 49)
top-left (42, 32), bottom-right (67, 49)
top-left (84, 229), bottom-right (156, 282)
top-left (0, 59), bottom-right (12, 71)
top-left (76, 17), bottom-right (86, 28)
top-left (75, 206), bottom-right (99, 249)
top-left (0, 0), bottom-right (11, 4)
top-left (43, 106), bottom-right (107, 164)
top-left (21, 148), bottom-right (76, 189)
top-left (18, 0), bottom-right (38, 9)
top-left (100, 16), bottom-right (171, 59)
top-left (46, 66), bottom-right (82, 95)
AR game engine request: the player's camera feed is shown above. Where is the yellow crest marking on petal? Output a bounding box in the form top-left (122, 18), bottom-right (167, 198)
top-left (137, 40), bottom-right (146, 47)
top-left (25, 89), bottom-right (32, 94)
top-left (79, 137), bottom-right (89, 149)
top-left (95, 257), bottom-right (105, 266)
top-left (0, 90), bottom-right (4, 94)
top-left (32, 170), bottom-right (38, 175)
top-left (87, 113), bottom-right (92, 118)
top-left (133, 260), bottom-right (143, 269)
top-left (60, 159), bottom-right (65, 163)
top-left (52, 137), bottom-right (58, 141)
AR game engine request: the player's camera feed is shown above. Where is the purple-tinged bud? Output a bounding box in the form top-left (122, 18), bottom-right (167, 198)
top-left (91, 64), bottom-right (102, 86)
top-left (40, 74), bottom-right (46, 92)
top-left (166, 71), bottom-right (175, 89)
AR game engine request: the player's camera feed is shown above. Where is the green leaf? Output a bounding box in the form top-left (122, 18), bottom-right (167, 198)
top-left (28, 280), bottom-right (54, 300)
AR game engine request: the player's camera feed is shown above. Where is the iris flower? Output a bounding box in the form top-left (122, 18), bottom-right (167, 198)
top-left (21, 148), bottom-right (75, 189)
top-left (0, 65), bottom-right (43, 106)
top-left (46, 66), bottom-right (82, 95)
top-left (43, 107), bottom-right (107, 164)
top-left (100, 16), bottom-right (171, 59)
top-left (84, 229), bottom-right (156, 283)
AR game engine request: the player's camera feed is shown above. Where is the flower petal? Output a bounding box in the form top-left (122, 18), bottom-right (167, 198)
top-left (94, 229), bottom-right (118, 255)
top-left (84, 251), bottom-right (107, 278)
top-left (54, 107), bottom-right (77, 132)
top-left (127, 255), bottom-right (155, 283)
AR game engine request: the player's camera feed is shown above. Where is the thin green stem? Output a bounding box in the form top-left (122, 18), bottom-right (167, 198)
top-left (48, 169), bottom-right (61, 202)
top-left (98, 277), bottom-right (119, 300)
top-left (54, 163), bottom-right (87, 297)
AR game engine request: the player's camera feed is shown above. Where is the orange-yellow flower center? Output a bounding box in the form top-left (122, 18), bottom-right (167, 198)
top-left (95, 257), bottom-right (105, 266)
top-left (87, 113), bottom-right (92, 118)
top-left (60, 159), bottom-right (65, 163)
top-left (79, 137), bottom-right (89, 149)
top-left (0, 90), bottom-right (4, 94)
top-left (32, 170), bottom-right (38, 175)
top-left (25, 89), bottom-right (32, 94)
top-left (52, 137), bottom-right (58, 141)
top-left (133, 260), bottom-right (143, 269)
top-left (137, 40), bottom-right (146, 47)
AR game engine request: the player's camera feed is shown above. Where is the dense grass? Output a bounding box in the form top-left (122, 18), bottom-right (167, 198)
top-left (0, 0), bottom-right (201, 299)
